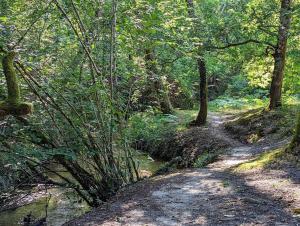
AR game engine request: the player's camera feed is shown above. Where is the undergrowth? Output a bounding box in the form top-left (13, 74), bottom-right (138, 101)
top-left (208, 95), bottom-right (267, 112)
top-left (193, 150), bottom-right (221, 168)
top-left (209, 95), bottom-right (298, 113)
top-left (225, 100), bottom-right (299, 143)
top-left (126, 109), bottom-right (196, 151)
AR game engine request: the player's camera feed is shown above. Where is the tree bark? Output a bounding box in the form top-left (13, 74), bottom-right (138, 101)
top-left (195, 57), bottom-right (208, 125)
top-left (144, 49), bottom-right (173, 114)
top-left (269, 0), bottom-right (292, 110)
top-left (186, 0), bottom-right (208, 125)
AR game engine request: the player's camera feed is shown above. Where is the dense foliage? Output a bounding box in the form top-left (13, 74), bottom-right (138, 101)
top-left (0, 0), bottom-right (299, 206)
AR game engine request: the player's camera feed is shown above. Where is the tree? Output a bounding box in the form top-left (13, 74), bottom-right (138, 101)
top-left (186, 0), bottom-right (208, 126)
top-left (269, 0), bottom-right (293, 109)
top-left (0, 0), bottom-right (139, 207)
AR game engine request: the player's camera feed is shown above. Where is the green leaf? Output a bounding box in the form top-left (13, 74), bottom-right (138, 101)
top-left (0, 17), bottom-right (7, 22)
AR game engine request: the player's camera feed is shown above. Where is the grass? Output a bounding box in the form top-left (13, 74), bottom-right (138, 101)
top-left (173, 109), bottom-right (197, 130)
top-left (208, 95), bottom-right (299, 113)
top-left (208, 95), bottom-right (268, 113)
top-left (234, 148), bottom-right (285, 172)
top-left (127, 95), bottom-right (298, 169)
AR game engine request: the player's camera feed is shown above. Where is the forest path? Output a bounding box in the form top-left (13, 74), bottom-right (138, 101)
top-left (66, 113), bottom-right (300, 226)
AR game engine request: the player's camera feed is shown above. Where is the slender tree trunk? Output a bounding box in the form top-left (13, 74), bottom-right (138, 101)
top-left (186, 0), bottom-right (208, 125)
top-left (195, 57), bottom-right (208, 125)
top-left (144, 49), bottom-right (173, 114)
top-left (269, 0), bottom-right (292, 110)
top-left (108, 0), bottom-right (117, 167)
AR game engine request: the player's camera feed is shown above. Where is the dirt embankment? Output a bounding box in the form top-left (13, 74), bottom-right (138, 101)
top-left (225, 108), bottom-right (297, 144)
top-left (150, 126), bottom-right (231, 167)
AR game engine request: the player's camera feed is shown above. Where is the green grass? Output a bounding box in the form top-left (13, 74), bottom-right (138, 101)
top-left (173, 109), bottom-right (197, 130)
top-left (208, 95), bottom-right (267, 113)
top-left (208, 95), bottom-right (299, 113)
top-left (234, 148), bottom-right (285, 171)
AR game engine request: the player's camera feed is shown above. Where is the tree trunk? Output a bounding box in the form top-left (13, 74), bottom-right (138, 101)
top-left (144, 49), bottom-right (173, 114)
top-left (2, 51), bottom-right (20, 104)
top-left (195, 57), bottom-right (208, 125)
top-left (186, 0), bottom-right (208, 125)
top-left (0, 51), bottom-right (32, 116)
top-left (269, 0), bottom-right (292, 110)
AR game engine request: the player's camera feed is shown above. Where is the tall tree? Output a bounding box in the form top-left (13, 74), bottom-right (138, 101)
top-left (269, 0), bottom-right (293, 109)
top-left (186, 0), bottom-right (208, 125)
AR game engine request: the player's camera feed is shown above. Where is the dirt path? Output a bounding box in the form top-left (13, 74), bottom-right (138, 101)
top-left (66, 114), bottom-right (300, 226)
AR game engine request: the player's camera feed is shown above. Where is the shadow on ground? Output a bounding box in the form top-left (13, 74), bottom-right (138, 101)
top-left (65, 166), bottom-right (300, 226)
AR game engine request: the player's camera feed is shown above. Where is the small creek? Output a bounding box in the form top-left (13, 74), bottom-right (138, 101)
top-left (0, 150), bottom-right (163, 226)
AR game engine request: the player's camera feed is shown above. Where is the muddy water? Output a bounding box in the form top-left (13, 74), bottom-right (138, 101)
top-left (0, 151), bottom-right (163, 226)
top-left (0, 188), bottom-right (90, 226)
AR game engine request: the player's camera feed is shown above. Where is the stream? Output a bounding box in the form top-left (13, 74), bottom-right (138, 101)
top-left (0, 150), bottom-right (163, 226)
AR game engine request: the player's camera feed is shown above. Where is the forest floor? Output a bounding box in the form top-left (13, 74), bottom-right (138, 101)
top-left (66, 113), bottom-right (300, 226)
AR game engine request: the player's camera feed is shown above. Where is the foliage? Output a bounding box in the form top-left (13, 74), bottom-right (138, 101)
top-left (126, 110), bottom-right (181, 151)
top-left (193, 150), bottom-right (221, 168)
top-left (209, 95), bottom-right (267, 112)
top-left (0, 0), bottom-right (299, 209)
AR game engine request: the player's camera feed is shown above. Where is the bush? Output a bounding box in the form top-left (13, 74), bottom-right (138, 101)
top-left (126, 110), bottom-right (178, 152)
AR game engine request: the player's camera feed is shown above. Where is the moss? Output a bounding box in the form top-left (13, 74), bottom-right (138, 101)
top-left (0, 51), bottom-right (33, 116)
top-left (0, 101), bottom-right (33, 116)
top-left (2, 51), bottom-right (20, 104)
top-left (234, 148), bottom-right (284, 171)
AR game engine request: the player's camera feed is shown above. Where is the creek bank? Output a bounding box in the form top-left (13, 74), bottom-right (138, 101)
top-left (64, 112), bottom-right (300, 226)
top-left (64, 142), bottom-right (300, 226)
top-left (0, 187), bottom-right (90, 226)
top-left (0, 150), bottom-right (163, 226)
top-left (225, 107), bottom-right (298, 144)
top-left (135, 124), bottom-right (232, 168)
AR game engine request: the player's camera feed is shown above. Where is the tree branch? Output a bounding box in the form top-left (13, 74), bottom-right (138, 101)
top-left (52, 0), bottom-right (101, 78)
top-left (208, 39), bottom-right (276, 50)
